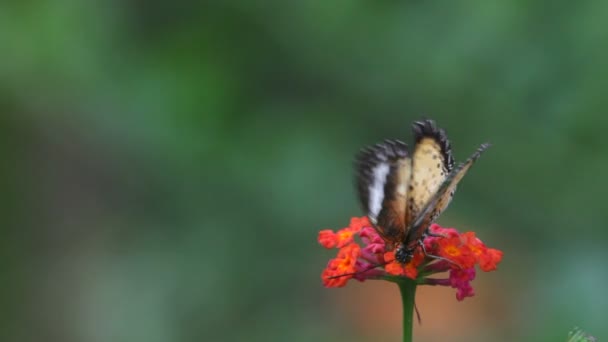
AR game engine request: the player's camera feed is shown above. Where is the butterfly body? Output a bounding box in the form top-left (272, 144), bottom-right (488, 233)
top-left (355, 119), bottom-right (489, 264)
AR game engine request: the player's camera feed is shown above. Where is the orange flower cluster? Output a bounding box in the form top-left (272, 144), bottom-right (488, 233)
top-left (318, 217), bottom-right (503, 300)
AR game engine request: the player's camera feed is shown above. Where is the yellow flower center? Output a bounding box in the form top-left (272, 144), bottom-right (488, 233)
top-left (338, 231), bottom-right (352, 239)
top-left (444, 245), bottom-right (461, 257)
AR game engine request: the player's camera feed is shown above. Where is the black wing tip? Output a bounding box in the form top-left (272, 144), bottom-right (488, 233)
top-left (383, 139), bottom-right (409, 158)
top-left (355, 139), bottom-right (408, 164)
top-left (412, 118), bottom-right (437, 137)
top-left (411, 119), bottom-right (448, 145)
top-left (411, 118), bottom-right (454, 170)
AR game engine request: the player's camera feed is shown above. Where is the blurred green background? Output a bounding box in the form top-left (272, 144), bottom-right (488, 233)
top-left (2, 1), bottom-right (607, 341)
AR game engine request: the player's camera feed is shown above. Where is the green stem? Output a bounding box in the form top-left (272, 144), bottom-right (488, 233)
top-left (396, 279), bottom-right (417, 342)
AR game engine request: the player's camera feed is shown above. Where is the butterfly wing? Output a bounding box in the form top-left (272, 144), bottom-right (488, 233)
top-left (405, 143), bottom-right (490, 246)
top-left (407, 120), bottom-right (455, 227)
top-left (355, 139), bottom-right (411, 244)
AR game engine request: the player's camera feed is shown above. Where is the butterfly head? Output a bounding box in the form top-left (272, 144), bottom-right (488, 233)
top-left (395, 245), bottom-right (414, 264)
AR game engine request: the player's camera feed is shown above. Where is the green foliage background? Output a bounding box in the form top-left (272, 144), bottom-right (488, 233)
top-left (2, 1), bottom-right (607, 341)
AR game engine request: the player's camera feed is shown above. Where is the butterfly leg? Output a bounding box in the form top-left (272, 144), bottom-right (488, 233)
top-left (417, 240), bottom-right (461, 268)
top-left (423, 230), bottom-right (448, 239)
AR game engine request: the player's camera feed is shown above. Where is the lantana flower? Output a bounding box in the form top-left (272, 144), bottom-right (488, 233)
top-left (319, 217), bottom-right (503, 301)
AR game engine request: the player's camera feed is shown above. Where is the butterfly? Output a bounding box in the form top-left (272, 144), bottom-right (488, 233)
top-left (355, 119), bottom-right (489, 264)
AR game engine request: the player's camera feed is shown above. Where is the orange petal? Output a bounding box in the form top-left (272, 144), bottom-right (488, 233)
top-left (385, 261), bottom-right (406, 276)
top-left (318, 230), bottom-right (337, 248)
top-left (335, 228), bottom-right (355, 248)
top-left (349, 216), bottom-right (370, 232)
top-left (479, 248), bottom-right (503, 272)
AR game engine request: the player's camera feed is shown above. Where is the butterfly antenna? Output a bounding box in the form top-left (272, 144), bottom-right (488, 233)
top-left (326, 259), bottom-right (392, 280)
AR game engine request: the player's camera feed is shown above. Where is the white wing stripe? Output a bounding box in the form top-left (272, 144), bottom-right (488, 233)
top-left (367, 162), bottom-right (390, 224)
